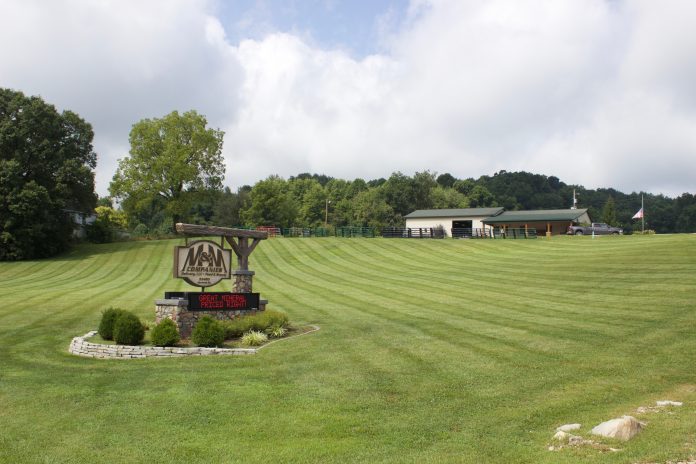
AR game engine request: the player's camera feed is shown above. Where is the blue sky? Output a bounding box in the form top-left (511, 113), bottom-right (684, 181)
top-left (216, 0), bottom-right (408, 57)
top-left (1, 0), bottom-right (695, 198)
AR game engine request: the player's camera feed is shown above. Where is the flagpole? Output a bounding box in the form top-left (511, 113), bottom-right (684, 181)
top-left (641, 194), bottom-right (644, 234)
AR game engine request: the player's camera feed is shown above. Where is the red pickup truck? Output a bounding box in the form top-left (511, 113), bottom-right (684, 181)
top-left (567, 223), bottom-right (623, 235)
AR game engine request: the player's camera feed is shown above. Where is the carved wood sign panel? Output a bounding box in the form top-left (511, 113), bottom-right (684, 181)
top-left (173, 240), bottom-right (232, 288)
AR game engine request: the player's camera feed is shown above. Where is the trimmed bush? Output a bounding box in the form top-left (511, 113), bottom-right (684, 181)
top-left (150, 318), bottom-right (180, 347)
top-left (241, 330), bottom-right (268, 347)
top-left (98, 307), bottom-right (128, 340)
top-left (221, 310), bottom-right (289, 339)
top-left (256, 310), bottom-right (289, 330)
top-left (113, 312), bottom-right (145, 345)
top-left (132, 223), bottom-right (148, 238)
top-left (247, 310), bottom-right (288, 334)
top-left (222, 317), bottom-right (255, 339)
top-left (192, 316), bottom-right (225, 347)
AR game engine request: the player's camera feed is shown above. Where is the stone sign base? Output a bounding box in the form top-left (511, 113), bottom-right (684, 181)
top-left (155, 298), bottom-right (267, 339)
top-left (232, 270), bottom-right (254, 292)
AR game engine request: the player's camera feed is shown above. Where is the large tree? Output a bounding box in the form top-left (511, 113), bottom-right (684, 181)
top-left (352, 188), bottom-right (397, 228)
top-left (110, 110), bottom-right (224, 228)
top-left (0, 88), bottom-right (97, 260)
top-left (241, 176), bottom-right (298, 228)
top-left (601, 196), bottom-right (618, 226)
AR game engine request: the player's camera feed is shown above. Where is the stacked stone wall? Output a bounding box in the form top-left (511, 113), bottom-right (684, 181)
top-left (69, 331), bottom-right (256, 359)
top-left (231, 270), bottom-right (254, 292)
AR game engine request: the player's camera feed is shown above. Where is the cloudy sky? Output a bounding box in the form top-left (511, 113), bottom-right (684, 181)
top-left (1, 0), bottom-right (695, 197)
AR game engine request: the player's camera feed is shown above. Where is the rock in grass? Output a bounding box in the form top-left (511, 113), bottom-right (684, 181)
top-left (567, 435), bottom-right (587, 446)
top-left (551, 431), bottom-right (589, 446)
top-left (590, 416), bottom-right (645, 441)
top-left (556, 423), bottom-right (581, 432)
top-left (656, 400), bottom-right (683, 407)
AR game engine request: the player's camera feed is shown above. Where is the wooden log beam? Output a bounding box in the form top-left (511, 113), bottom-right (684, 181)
top-left (223, 236), bottom-right (265, 271)
top-left (176, 223), bottom-right (268, 240)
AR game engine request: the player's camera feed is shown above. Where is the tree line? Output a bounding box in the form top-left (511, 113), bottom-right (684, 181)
top-left (118, 170), bottom-right (695, 237)
top-left (3, 90), bottom-right (695, 260)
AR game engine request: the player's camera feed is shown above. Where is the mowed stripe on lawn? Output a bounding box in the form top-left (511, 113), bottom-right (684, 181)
top-left (1, 235), bottom-right (695, 463)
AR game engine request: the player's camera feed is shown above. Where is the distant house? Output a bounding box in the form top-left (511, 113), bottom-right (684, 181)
top-left (404, 208), bottom-right (504, 237)
top-left (482, 209), bottom-right (590, 236)
top-left (64, 209), bottom-right (96, 238)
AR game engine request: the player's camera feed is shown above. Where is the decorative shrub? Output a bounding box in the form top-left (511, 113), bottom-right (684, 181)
top-left (132, 223), bottom-right (148, 238)
top-left (222, 317), bottom-right (254, 339)
top-left (98, 307), bottom-right (128, 340)
top-left (266, 325), bottom-right (287, 338)
top-left (85, 220), bottom-right (114, 243)
top-left (192, 316), bottom-right (225, 347)
top-left (241, 330), bottom-right (268, 347)
top-left (221, 310), bottom-right (289, 339)
top-left (150, 318), bottom-right (180, 347)
top-left (113, 311), bottom-right (145, 345)
top-left (253, 310), bottom-right (289, 332)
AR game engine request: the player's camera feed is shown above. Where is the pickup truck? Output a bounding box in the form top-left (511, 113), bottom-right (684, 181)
top-left (567, 223), bottom-right (623, 235)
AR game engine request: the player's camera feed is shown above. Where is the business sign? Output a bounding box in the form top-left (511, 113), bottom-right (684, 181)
top-left (174, 240), bottom-right (232, 287)
top-left (165, 292), bottom-right (260, 311)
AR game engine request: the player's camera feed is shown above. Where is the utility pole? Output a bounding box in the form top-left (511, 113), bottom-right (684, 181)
top-left (642, 194), bottom-right (645, 234)
top-left (324, 199), bottom-right (331, 228)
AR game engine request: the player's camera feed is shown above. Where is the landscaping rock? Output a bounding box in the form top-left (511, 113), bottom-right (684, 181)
top-left (591, 416), bottom-right (645, 441)
top-left (638, 400), bottom-right (684, 414)
top-left (637, 460), bottom-right (696, 464)
top-left (656, 400), bottom-right (683, 407)
top-left (568, 435), bottom-right (586, 446)
top-left (556, 423), bottom-right (581, 432)
top-left (553, 431), bottom-right (569, 441)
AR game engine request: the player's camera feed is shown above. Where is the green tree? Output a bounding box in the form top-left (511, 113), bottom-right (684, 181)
top-left (467, 185), bottom-right (495, 208)
top-left (352, 189), bottom-right (397, 229)
top-left (382, 171), bottom-right (436, 217)
top-left (298, 182), bottom-right (327, 227)
top-left (436, 173), bottom-right (457, 188)
top-left (412, 171), bottom-right (438, 210)
top-left (211, 186), bottom-right (250, 227)
top-left (85, 206), bottom-right (128, 243)
top-left (242, 176), bottom-right (298, 228)
top-left (330, 199), bottom-right (355, 227)
top-left (601, 196), bottom-right (618, 226)
top-left (109, 110), bottom-right (224, 228)
top-left (348, 178), bottom-right (368, 196)
top-left (96, 196), bottom-right (113, 208)
top-left (0, 88), bottom-right (97, 260)
top-left (287, 177), bottom-right (327, 226)
top-left (324, 178), bottom-right (368, 227)
top-left (430, 186), bottom-right (469, 209)
top-left (675, 193), bottom-right (696, 233)
top-left (453, 179), bottom-right (476, 196)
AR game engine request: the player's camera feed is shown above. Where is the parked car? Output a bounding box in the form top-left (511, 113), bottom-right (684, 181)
top-left (567, 223), bottom-right (623, 235)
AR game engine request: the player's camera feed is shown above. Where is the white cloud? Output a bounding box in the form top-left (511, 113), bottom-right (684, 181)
top-left (1, 0), bottom-right (695, 197)
top-left (223, 0), bottom-right (696, 196)
top-left (0, 0), bottom-right (242, 193)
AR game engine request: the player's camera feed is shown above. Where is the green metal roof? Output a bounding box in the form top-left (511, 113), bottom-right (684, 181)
top-left (482, 209), bottom-right (589, 224)
top-left (404, 208), bottom-right (505, 219)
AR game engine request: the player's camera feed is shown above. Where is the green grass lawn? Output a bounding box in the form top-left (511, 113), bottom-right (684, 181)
top-left (1, 235), bottom-right (695, 463)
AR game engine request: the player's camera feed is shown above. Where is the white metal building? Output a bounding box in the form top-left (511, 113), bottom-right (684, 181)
top-left (404, 208), bottom-right (504, 237)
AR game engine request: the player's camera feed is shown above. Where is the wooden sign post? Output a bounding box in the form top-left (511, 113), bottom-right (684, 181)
top-left (174, 223), bottom-right (268, 293)
top-left (155, 224), bottom-right (269, 338)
